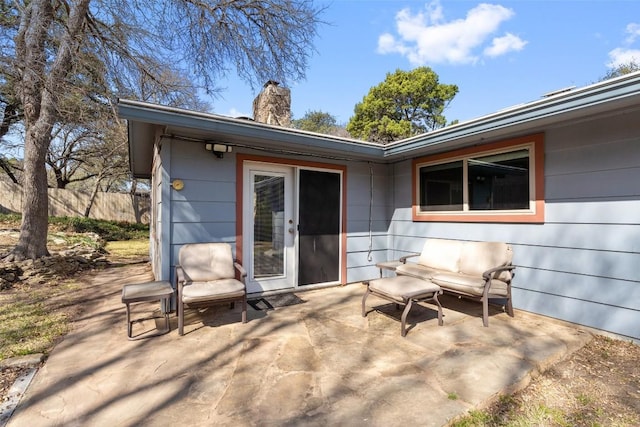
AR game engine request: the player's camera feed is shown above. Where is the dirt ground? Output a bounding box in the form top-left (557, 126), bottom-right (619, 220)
top-left (1, 226), bottom-right (640, 425)
top-left (482, 334), bottom-right (640, 426)
top-left (0, 223), bottom-right (140, 407)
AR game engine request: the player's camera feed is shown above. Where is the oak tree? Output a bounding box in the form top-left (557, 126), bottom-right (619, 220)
top-left (292, 110), bottom-right (342, 135)
top-left (347, 67), bottom-right (458, 144)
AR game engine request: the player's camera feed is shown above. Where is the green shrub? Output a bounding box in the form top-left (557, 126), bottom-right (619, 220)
top-left (0, 213), bottom-right (21, 225)
top-left (50, 217), bottom-right (149, 241)
top-left (0, 214), bottom-right (149, 241)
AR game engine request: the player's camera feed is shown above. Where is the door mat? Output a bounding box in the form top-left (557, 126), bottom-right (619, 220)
top-left (248, 294), bottom-right (306, 311)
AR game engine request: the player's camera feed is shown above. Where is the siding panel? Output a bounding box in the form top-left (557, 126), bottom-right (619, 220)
top-left (347, 219), bottom-right (391, 234)
top-left (170, 181), bottom-right (235, 202)
top-left (515, 288), bottom-right (639, 340)
top-left (347, 265), bottom-right (380, 283)
top-left (348, 203), bottom-right (394, 221)
top-left (546, 136), bottom-right (640, 175)
top-left (388, 114), bottom-right (640, 340)
top-left (545, 199), bottom-right (640, 224)
top-left (513, 245), bottom-right (639, 280)
top-left (347, 249), bottom-right (390, 268)
top-left (390, 221), bottom-right (640, 253)
top-left (546, 167), bottom-right (640, 200)
top-left (514, 267), bottom-right (640, 311)
top-left (172, 201), bottom-right (236, 222)
top-left (170, 145), bottom-right (236, 178)
top-left (171, 222), bottom-right (236, 244)
top-left (545, 112), bottom-right (640, 152)
top-left (346, 234), bottom-right (389, 252)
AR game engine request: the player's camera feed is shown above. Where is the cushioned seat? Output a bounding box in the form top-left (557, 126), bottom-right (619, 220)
top-left (176, 243), bottom-right (247, 335)
top-left (394, 263), bottom-right (440, 280)
top-left (181, 279), bottom-right (245, 304)
top-left (430, 272), bottom-right (509, 297)
top-left (394, 239), bottom-right (515, 326)
top-left (362, 276), bottom-right (443, 337)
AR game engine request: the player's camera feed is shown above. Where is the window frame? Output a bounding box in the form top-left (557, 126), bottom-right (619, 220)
top-left (412, 133), bottom-right (545, 223)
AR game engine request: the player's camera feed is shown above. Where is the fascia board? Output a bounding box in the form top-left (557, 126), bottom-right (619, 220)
top-left (118, 100), bottom-right (384, 160)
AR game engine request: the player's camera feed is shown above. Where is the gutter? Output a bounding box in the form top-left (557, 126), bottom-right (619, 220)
top-left (118, 99), bottom-right (384, 159)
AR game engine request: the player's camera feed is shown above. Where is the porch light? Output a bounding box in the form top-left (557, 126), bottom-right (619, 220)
top-left (205, 143), bottom-right (232, 158)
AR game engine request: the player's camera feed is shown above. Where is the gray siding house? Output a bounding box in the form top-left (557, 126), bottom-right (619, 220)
top-left (119, 72), bottom-right (640, 341)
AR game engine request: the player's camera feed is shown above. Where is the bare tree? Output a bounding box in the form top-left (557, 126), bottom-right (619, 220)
top-left (0, 95), bottom-right (22, 161)
top-left (599, 60), bottom-right (640, 81)
top-left (0, 3), bottom-right (23, 184)
top-left (0, 157), bottom-right (19, 183)
top-left (44, 67), bottom-right (211, 192)
top-left (2, 0), bottom-right (324, 261)
top-left (46, 125), bottom-right (99, 188)
top-left (82, 112), bottom-right (131, 217)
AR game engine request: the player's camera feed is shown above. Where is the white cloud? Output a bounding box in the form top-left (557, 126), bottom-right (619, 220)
top-left (377, 0), bottom-right (525, 65)
top-left (607, 47), bottom-right (640, 68)
top-left (484, 33), bottom-right (527, 57)
top-left (606, 22), bottom-right (640, 68)
top-left (624, 23), bottom-right (640, 44)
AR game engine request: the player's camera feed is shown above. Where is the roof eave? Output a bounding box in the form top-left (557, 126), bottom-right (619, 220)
top-left (120, 71), bottom-right (640, 175)
top-left (384, 71), bottom-right (640, 159)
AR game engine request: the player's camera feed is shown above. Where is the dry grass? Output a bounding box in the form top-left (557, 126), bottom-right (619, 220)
top-left (105, 239), bottom-right (150, 261)
top-left (1, 223), bottom-right (150, 404)
top-left (0, 282), bottom-right (78, 359)
top-left (1, 236), bottom-right (149, 362)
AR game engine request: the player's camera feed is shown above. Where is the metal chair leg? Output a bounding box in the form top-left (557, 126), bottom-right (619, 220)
top-left (400, 298), bottom-right (413, 337)
top-left (362, 285), bottom-right (371, 317)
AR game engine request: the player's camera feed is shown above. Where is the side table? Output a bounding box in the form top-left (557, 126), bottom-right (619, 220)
top-left (375, 260), bottom-right (403, 277)
top-left (122, 281), bottom-right (174, 340)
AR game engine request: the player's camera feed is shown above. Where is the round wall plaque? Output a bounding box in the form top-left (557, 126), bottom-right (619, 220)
top-left (171, 179), bottom-right (184, 190)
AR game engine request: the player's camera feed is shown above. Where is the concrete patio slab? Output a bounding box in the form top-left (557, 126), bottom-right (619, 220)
top-left (6, 263), bottom-right (593, 426)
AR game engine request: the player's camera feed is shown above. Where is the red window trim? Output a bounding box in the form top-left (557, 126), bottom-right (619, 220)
top-left (412, 133), bottom-right (545, 223)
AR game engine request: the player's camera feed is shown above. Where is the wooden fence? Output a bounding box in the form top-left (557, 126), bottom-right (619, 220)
top-left (0, 181), bottom-right (150, 224)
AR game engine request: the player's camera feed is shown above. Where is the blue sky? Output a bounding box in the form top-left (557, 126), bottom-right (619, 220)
top-left (209, 0), bottom-right (640, 126)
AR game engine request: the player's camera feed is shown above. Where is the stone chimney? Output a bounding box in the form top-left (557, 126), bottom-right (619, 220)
top-left (252, 81), bottom-right (291, 126)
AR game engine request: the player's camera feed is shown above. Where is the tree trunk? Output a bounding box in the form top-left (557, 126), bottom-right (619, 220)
top-left (8, 0), bottom-right (92, 260)
top-left (14, 124), bottom-right (51, 259)
top-left (129, 179), bottom-right (142, 223)
top-left (9, 0), bottom-right (54, 260)
top-left (84, 176), bottom-right (102, 218)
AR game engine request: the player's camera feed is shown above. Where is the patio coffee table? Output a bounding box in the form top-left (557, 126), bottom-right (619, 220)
top-left (122, 281), bottom-right (174, 340)
top-left (362, 275), bottom-right (443, 336)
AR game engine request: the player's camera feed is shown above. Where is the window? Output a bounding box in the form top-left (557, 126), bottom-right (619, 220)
top-left (413, 133), bottom-right (544, 223)
top-left (419, 161), bottom-right (463, 211)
